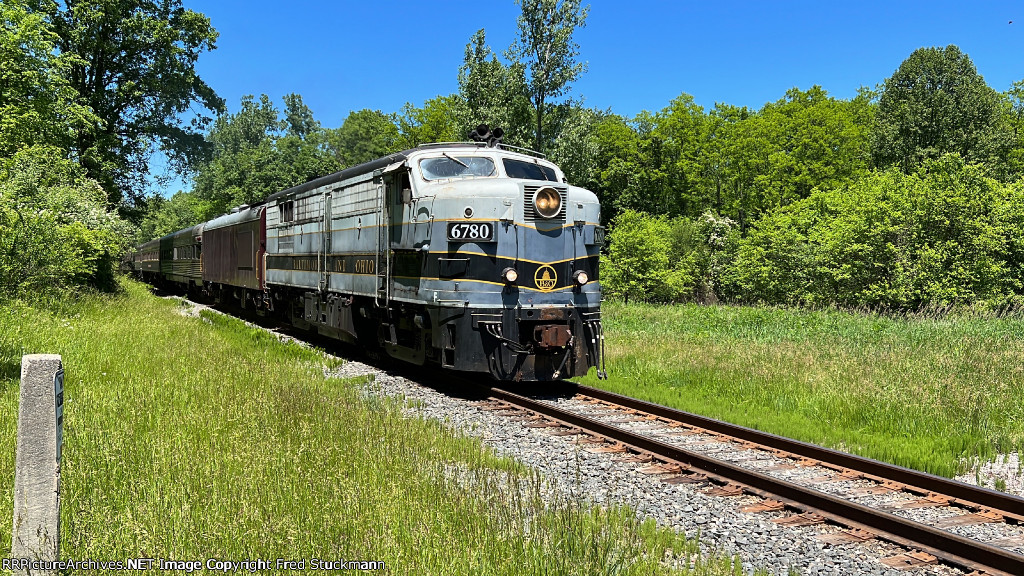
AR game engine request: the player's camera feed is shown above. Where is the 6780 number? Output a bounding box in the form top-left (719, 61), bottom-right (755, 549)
top-left (447, 222), bottom-right (494, 242)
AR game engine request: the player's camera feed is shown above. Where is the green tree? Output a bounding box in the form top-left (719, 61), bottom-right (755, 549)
top-left (602, 210), bottom-right (692, 303)
top-left (546, 104), bottom-right (599, 187)
top-left (136, 190), bottom-right (203, 242)
top-left (873, 45), bottom-right (1006, 172)
top-left (327, 109), bottom-right (401, 167)
top-left (728, 155), bottom-right (1024, 308)
top-left (650, 93), bottom-right (706, 216)
top-left (1001, 80), bottom-right (1024, 179)
top-left (397, 95), bottom-right (464, 148)
top-left (276, 94), bottom-right (340, 186)
top-left (191, 94), bottom-right (289, 218)
top-left (510, 0), bottom-right (588, 153)
top-left (164, 94), bottom-right (341, 229)
top-left (693, 104), bottom-right (744, 216)
top-left (52, 0), bottom-right (224, 210)
top-left (0, 0), bottom-right (97, 157)
top-left (458, 29), bottom-right (533, 148)
top-left (588, 114), bottom-right (640, 218)
top-left (754, 86), bottom-right (871, 205)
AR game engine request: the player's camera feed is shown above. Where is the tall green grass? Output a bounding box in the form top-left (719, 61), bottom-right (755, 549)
top-left (0, 280), bottom-right (750, 575)
top-left (581, 301), bottom-right (1024, 477)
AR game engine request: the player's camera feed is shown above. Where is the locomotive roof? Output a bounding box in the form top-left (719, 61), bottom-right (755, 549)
top-left (137, 143), bottom-right (553, 248)
top-left (264, 142), bottom-right (548, 204)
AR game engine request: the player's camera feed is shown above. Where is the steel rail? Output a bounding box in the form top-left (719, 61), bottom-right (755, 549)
top-left (575, 384), bottom-right (1024, 522)
top-left (487, 384), bottom-right (1024, 576)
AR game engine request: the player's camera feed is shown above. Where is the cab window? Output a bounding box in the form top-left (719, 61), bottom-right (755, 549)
top-left (502, 158), bottom-right (557, 181)
top-left (419, 155), bottom-right (495, 180)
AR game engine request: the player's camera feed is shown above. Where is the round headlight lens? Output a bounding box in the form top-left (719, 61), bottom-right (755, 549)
top-left (573, 270), bottom-right (589, 286)
top-left (533, 187), bottom-right (562, 219)
top-left (502, 267), bottom-right (519, 284)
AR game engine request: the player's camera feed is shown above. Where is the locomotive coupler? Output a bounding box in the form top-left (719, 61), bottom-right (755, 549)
top-left (533, 324), bottom-right (572, 349)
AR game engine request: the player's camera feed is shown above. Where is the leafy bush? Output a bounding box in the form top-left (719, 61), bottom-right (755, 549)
top-left (603, 210), bottom-right (738, 303)
top-left (728, 154), bottom-right (1024, 308)
top-left (0, 146), bottom-right (133, 296)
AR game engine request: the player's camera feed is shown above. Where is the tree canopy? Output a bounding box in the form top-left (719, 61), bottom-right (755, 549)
top-left (53, 0), bottom-right (224, 209)
top-left (510, 0), bottom-right (588, 152)
top-left (873, 45), bottom-right (1007, 172)
top-left (0, 0), bottom-right (97, 158)
top-left (190, 94), bottom-right (341, 220)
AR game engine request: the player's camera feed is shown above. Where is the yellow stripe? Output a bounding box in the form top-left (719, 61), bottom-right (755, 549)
top-left (270, 219), bottom-right (600, 237)
top-left (398, 276), bottom-right (579, 292)
top-left (269, 250), bottom-right (596, 266)
top-left (265, 270), bottom-right (583, 293)
top-left (424, 249), bottom-right (597, 266)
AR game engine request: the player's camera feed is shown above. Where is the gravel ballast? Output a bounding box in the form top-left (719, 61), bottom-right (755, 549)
top-left (341, 362), bottom-right (971, 576)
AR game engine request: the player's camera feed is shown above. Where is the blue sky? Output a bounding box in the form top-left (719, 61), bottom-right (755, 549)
top-left (153, 0), bottom-right (1024, 192)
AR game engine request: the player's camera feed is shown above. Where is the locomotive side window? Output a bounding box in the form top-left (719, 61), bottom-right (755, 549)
top-left (503, 159), bottom-right (558, 182)
top-left (400, 171), bottom-right (413, 204)
top-left (419, 156), bottom-right (495, 180)
top-left (279, 200), bottom-right (294, 223)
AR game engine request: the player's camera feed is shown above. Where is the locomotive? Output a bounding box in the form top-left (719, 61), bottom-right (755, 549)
top-left (133, 127), bottom-right (606, 381)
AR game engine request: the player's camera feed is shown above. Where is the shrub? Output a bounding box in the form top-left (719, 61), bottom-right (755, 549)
top-left (603, 210), bottom-right (738, 303)
top-left (0, 146), bottom-right (133, 295)
top-left (728, 154), bottom-right (1024, 308)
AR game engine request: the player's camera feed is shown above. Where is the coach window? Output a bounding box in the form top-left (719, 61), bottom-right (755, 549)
top-left (237, 231), bottom-right (254, 269)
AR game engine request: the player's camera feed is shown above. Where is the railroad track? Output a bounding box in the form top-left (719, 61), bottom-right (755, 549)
top-left (472, 382), bottom-right (1024, 576)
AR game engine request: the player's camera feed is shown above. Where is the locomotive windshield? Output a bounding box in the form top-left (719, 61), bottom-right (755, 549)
top-left (503, 158), bottom-right (558, 181)
top-left (419, 155), bottom-right (496, 180)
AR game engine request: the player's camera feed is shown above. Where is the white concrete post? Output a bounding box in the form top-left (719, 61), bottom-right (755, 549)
top-left (11, 354), bottom-right (62, 575)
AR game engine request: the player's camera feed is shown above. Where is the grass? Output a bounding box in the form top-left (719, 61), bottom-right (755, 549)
top-left (579, 301), bottom-right (1024, 478)
top-left (0, 279), bottom-right (752, 575)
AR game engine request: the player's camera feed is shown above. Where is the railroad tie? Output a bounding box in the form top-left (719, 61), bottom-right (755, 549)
top-left (739, 499), bottom-right (786, 513)
top-left (705, 483), bottom-right (744, 497)
top-left (816, 528), bottom-right (876, 546)
top-left (932, 510), bottom-right (1003, 528)
top-left (585, 442), bottom-right (628, 454)
top-left (879, 551), bottom-right (937, 569)
top-left (894, 493), bottom-right (952, 510)
top-left (772, 512), bottom-right (825, 527)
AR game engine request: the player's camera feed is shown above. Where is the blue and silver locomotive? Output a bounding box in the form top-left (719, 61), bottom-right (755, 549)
top-left (133, 127), bottom-right (606, 381)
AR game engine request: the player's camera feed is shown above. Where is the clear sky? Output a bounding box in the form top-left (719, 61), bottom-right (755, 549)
top-left (152, 0), bottom-right (1024, 192)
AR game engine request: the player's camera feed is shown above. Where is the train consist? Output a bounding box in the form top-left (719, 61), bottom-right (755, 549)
top-left (132, 127), bottom-right (605, 381)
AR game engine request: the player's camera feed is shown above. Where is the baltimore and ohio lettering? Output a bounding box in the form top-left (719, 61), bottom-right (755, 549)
top-left (2, 558), bottom-right (386, 572)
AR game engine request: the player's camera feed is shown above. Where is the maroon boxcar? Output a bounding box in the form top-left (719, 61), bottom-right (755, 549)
top-left (202, 206), bottom-right (266, 292)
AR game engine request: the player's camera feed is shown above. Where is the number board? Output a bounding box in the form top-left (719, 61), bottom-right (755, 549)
top-left (447, 222), bottom-right (495, 242)
top-left (54, 368), bottom-right (63, 462)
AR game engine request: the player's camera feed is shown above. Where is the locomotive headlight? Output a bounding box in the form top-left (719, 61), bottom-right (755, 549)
top-left (502, 267), bottom-right (519, 284)
top-left (573, 270), bottom-right (589, 286)
top-left (533, 187), bottom-right (562, 219)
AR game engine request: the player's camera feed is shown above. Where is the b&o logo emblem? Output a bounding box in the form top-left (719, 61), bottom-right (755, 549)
top-left (534, 264), bottom-right (557, 291)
